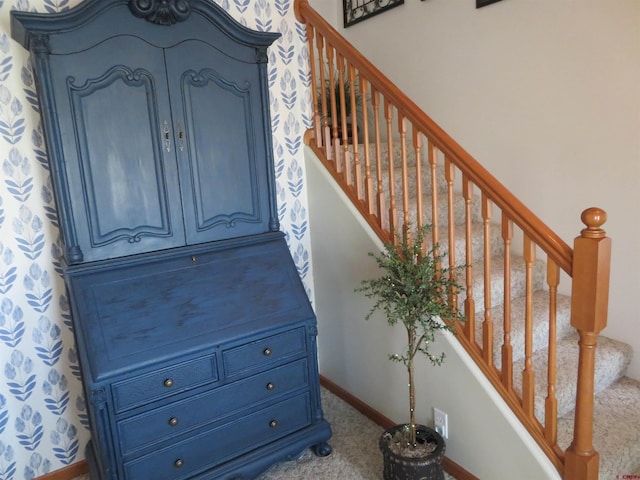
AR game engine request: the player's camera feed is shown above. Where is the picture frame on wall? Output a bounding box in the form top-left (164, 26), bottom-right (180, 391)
top-left (343, 0), bottom-right (405, 28)
top-left (477, 0), bottom-right (503, 7)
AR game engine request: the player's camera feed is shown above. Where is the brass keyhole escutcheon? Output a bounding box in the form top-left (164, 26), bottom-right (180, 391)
top-left (269, 420), bottom-right (277, 428)
top-left (168, 417), bottom-right (179, 427)
top-left (174, 459), bottom-right (184, 468)
top-left (266, 382), bottom-right (275, 391)
top-left (263, 347), bottom-right (272, 356)
top-left (163, 378), bottom-right (174, 388)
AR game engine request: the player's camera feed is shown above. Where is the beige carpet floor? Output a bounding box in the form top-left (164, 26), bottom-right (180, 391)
top-left (71, 387), bottom-right (455, 480)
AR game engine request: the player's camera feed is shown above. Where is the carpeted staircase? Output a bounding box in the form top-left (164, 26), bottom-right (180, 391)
top-left (347, 142), bottom-right (640, 478)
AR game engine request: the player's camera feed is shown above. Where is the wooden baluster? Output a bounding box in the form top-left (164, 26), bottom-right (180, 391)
top-left (413, 129), bottom-right (423, 235)
top-left (326, 46), bottom-right (340, 166)
top-left (398, 114), bottom-right (409, 235)
top-left (482, 194), bottom-right (493, 367)
top-left (316, 32), bottom-right (331, 159)
top-left (445, 157), bottom-right (457, 312)
top-left (564, 208), bottom-right (610, 480)
top-left (329, 49), bottom-right (340, 166)
top-left (306, 24), bottom-right (321, 148)
top-left (372, 88), bottom-right (385, 229)
top-left (545, 258), bottom-right (559, 445)
top-left (349, 65), bottom-right (360, 191)
top-left (385, 99), bottom-right (396, 238)
top-left (428, 140), bottom-right (440, 263)
top-left (501, 214), bottom-right (513, 390)
top-left (359, 75), bottom-right (373, 213)
top-left (462, 175), bottom-right (475, 342)
top-left (347, 65), bottom-right (359, 195)
top-left (522, 234), bottom-right (536, 417)
top-left (337, 55), bottom-right (351, 180)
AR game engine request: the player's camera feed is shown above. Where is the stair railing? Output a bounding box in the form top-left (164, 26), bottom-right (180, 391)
top-left (294, 2), bottom-right (611, 479)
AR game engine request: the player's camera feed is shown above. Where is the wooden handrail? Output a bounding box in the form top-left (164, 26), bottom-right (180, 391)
top-left (295, 0), bottom-right (572, 275)
top-left (295, 2), bottom-right (610, 479)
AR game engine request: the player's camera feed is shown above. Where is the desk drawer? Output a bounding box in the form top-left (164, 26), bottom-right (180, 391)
top-left (223, 327), bottom-right (306, 377)
top-left (112, 355), bottom-right (217, 412)
top-left (117, 359), bottom-right (308, 455)
top-left (124, 392), bottom-right (311, 480)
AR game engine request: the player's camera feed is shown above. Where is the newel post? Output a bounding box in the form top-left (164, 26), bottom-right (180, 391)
top-left (564, 208), bottom-right (611, 480)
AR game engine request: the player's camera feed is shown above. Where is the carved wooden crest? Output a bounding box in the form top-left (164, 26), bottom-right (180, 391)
top-left (129, 0), bottom-right (192, 26)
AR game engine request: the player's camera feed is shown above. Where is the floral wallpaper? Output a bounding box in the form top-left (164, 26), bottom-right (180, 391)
top-left (0, 0), bottom-right (313, 478)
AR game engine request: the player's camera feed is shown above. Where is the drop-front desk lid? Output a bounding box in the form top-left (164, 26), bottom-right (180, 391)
top-left (65, 234), bottom-right (314, 382)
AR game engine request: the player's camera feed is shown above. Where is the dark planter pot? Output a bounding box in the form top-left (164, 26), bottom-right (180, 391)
top-left (379, 424), bottom-right (446, 480)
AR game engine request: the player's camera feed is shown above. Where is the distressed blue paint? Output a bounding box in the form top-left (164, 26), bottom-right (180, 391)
top-left (0, 0), bottom-right (319, 477)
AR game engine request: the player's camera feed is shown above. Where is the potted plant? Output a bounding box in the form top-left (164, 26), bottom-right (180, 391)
top-left (356, 225), bottom-right (465, 480)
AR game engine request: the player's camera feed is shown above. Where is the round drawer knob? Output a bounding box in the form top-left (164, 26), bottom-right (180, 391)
top-left (168, 417), bottom-right (179, 427)
top-left (263, 347), bottom-right (272, 356)
top-left (266, 382), bottom-right (275, 391)
top-left (269, 420), bottom-right (278, 428)
top-left (174, 459), bottom-right (184, 468)
top-left (163, 379), bottom-right (174, 388)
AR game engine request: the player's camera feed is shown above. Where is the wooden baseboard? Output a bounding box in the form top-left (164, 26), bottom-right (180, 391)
top-left (320, 375), bottom-right (479, 480)
top-left (36, 461), bottom-right (88, 480)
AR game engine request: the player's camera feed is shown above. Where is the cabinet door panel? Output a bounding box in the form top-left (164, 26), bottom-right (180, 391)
top-left (48, 36), bottom-right (185, 262)
top-left (166, 41), bottom-right (272, 244)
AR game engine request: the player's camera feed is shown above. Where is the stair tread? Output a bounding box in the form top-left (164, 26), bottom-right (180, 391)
top-left (472, 290), bottom-right (573, 366)
top-left (557, 376), bottom-right (640, 478)
top-left (421, 221), bottom-right (504, 266)
top-left (459, 254), bottom-right (547, 315)
top-left (425, 190), bottom-right (482, 224)
top-left (512, 332), bottom-right (633, 422)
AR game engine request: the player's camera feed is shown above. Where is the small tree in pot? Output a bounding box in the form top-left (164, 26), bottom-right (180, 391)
top-left (356, 225), bottom-right (465, 480)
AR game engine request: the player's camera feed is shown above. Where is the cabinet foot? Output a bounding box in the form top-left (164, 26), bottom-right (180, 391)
top-left (312, 441), bottom-right (332, 457)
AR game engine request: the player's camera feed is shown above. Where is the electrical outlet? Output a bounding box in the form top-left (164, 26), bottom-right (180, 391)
top-left (433, 407), bottom-right (448, 439)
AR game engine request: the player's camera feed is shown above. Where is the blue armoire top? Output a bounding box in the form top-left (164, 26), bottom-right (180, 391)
top-left (12, 0), bottom-right (281, 264)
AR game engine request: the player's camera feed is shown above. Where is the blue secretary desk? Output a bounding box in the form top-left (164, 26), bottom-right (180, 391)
top-left (11, 1), bottom-right (332, 478)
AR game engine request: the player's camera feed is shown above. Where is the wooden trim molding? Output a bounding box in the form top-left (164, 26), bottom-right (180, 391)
top-left (320, 375), bottom-right (480, 480)
top-left (35, 461), bottom-right (87, 480)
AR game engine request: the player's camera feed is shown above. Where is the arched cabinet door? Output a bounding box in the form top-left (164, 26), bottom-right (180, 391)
top-left (48, 35), bottom-right (186, 263)
top-left (165, 40), bottom-right (273, 244)
top-left (12, 0), bottom-right (281, 264)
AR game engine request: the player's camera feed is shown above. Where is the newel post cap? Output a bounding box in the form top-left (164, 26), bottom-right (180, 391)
top-left (571, 208), bottom-right (611, 334)
top-left (580, 207), bottom-right (607, 238)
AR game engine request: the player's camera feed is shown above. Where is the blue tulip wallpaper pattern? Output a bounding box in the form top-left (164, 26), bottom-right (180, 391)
top-left (0, 0), bottom-right (315, 478)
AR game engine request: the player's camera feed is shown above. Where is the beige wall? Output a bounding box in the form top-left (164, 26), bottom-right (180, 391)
top-left (311, 0), bottom-right (640, 380)
top-left (310, 1), bottom-right (338, 25)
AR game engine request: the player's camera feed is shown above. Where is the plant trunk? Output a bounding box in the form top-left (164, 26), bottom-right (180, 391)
top-left (408, 328), bottom-right (416, 446)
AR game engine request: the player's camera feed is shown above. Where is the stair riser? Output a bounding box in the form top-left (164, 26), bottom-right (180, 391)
top-left (512, 333), bottom-right (633, 424)
top-left (388, 193), bottom-right (483, 229)
top-left (477, 292), bottom-right (573, 368)
top-left (348, 146), bottom-right (448, 197)
top-left (407, 223), bottom-right (504, 272)
top-left (457, 256), bottom-right (547, 316)
top-left (379, 164), bottom-right (449, 199)
top-left (350, 144), bottom-right (424, 169)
